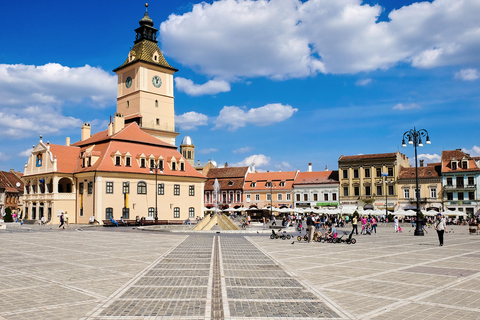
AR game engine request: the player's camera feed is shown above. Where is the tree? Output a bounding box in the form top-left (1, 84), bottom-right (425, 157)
top-left (3, 207), bottom-right (13, 222)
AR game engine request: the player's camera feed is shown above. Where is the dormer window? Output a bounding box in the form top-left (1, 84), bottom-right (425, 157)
top-left (462, 160), bottom-right (468, 169)
top-left (279, 181), bottom-right (286, 187)
top-left (140, 158), bottom-right (146, 168)
top-left (87, 157), bottom-right (92, 167)
top-left (126, 157), bottom-right (131, 167)
top-left (172, 161), bottom-right (176, 171)
top-left (180, 162), bottom-right (185, 171)
top-left (251, 182), bottom-right (256, 187)
top-left (115, 156), bottom-right (121, 166)
top-left (266, 182), bottom-right (272, 188)
top-left (150, 159), bottom-right (155, 169)
top-left (159, 160), bottom-right (164, 170)
top-left (228, 180), bottom-right (234, 186)
top-left (451, 161), bottom-right (457, 170)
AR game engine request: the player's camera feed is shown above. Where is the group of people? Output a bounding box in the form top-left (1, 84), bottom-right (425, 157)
top-left (58, 211), bottom-right (69, 229)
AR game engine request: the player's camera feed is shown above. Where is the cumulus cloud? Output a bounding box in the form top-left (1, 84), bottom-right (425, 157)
top-left (214, 103), bottom-right (297, 131)
top-left (161, 0), bottom-right (480, 78)
top-left (175, 111), bottom-right (208, 130)
top-left (393, 103), bottom-right (420, 110)
top-left (275, 162), bottom-right (292, 170)
top-left (0, 63), bottom-right (116, 107)
top-left (462, 146), bottom-right (480, 157)
top-left (355, 78), bottom-right (372, 86)
top-left (175, 77), bottom-right (231, 96)
top-left (198, 148), bottom-right (218, 154)
top-left (455, 68), bottom-right (479, 81)
top-left (417, 153), bottom-right (441, 163)
top-left (0, 106), bottom-right (82, 138)
top-left (233, 154), bottom-right (271, 168)
top-left (19, 148), bottom-right (33, 157)
top-left (233, 146), bottom-right (253, 154)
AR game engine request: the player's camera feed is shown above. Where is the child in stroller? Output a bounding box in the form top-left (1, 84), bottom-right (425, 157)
top-left (362, 221), bottom-right (372, 235)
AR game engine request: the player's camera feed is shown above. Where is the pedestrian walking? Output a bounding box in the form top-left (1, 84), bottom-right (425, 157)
top-left (262, 216), bottom-right (266, 229)
top-left (306, 212), bottom-right (316, 243)
top-left (371, 216), bottom-right (377, 234)
top-left (352, 215), bottom-right (358, 235)
top-left (59, 212), bottom-right (65, 229)
top-left (64, 211), bottom-right (70, 229)
top-left (434, 213), bottom-right (447, 246)
top-left (394, 216), bottom-right (399, 232)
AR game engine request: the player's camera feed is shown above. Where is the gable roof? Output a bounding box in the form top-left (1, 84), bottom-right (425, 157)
top-left (71, 122), bottom-right (176, 149)
top-left (398, 163), bottom-right (441, 180)
top-left (244, 171), bottom-right (297, 191)
top-left (293, 171), bottom-right (339, 185)
top-left (441, 149), bottom-right (480, 173)
top-left (0, 171), bottom-right (24, 193)
top-left (206, 167), bottom-right (249, 179)
top-left (339, 152), bottom-right (398, 162)
top-left (48, 144), bottom-right (81, 173)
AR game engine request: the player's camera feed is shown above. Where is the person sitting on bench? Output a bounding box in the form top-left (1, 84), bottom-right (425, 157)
top-left (110, 217), bottom-right (119, 226)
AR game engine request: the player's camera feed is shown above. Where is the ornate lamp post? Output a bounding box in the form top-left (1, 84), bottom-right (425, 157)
top-left (402, 127), bottom-right (431, 236)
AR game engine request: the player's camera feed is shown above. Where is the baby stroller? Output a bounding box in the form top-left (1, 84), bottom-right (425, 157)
top-left (296, 222), bottom-right (303, 232)
top-left (362, 222), bottom-right (372, 235)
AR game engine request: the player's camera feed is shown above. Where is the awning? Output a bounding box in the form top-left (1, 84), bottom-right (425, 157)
top-left (364, 204), bottom-right (374, 210)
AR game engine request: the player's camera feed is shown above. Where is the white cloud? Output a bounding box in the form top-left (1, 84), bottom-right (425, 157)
top-left (233, 147), bottom-right (253, 154)
top-left (19, 148), bottom-right (33, 157)
top-left (0, 106), bottom-right (82, 138)
top-left (161, 0), bottom-right (480, 77)
top-left (417, 153), bottom-right (441, 163)
top-left (275, 161), bottom-right (292, 170)
top-left (233, 154), bottom-right (270, 168)
top-left (0, 63), bottom-right (116, 107)
top-left (393, 103), bottom-right (420, 111)
top-left (175, 77), bottom-right (231, 96)
top-left (214, 103), bottom-right (297, 131)
top-left (198, 148), bottom-right (218, 154)
top-left (355, 78), bottom-right (372, 86)
top-left (455, 68), bottom-right (479, 81)
top-left (175, 111), bottom-right (208, 130)
top-left (462, 146), bottom-right (480, 157)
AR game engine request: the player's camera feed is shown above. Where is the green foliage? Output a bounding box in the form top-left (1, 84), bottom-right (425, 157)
top-left (387, 213), bottom-right (394, 222)
top-left (3, 207), bottom-right (13, 222)
top-left (352, 210), bottom-right (360, 218)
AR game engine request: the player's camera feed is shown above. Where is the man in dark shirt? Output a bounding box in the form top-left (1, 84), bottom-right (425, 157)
top-left (306, 212), bottom-right (316, 243)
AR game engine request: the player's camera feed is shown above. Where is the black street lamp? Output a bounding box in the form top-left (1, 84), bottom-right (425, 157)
top-left (150, 163), bottom-right (163, 221)
top-left (402, 127), bottom-right (431, 236)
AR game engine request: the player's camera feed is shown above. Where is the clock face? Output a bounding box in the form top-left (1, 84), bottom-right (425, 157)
top-left (125, 76), bottom-right (132, 89)
top-left (152, 75), bottom-right (162, 88)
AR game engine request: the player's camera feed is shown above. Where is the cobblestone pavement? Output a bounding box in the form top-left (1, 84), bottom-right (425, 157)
top-left (1, 223), bottom-right (480, 319)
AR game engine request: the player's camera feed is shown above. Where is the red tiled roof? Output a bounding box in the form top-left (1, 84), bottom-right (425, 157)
top-left (398, 163), bottom-right (441, 179)
top-left (339, 152), bottom-right (398, 161)
top-left (204, 178), bottom-right (245, 191)
top-left (48, 144), bottom-right (81, 173)
top-left (71, 122), bottom-right (175, 149)
top-left (244, 171), bottom-right (297, 191)
top-left (293, 171), bottom-right (339, 185)
top-left (206, 167), bottom-right (249, 179)
top-left (0, 171), bottom-right (24, 194)
top-left (441, 150), bottom-right (480, 173)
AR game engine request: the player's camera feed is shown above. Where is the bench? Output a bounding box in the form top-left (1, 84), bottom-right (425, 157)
top-left (102, 219), bottom-right (186, 226)
top-left (102, 219), bottom-right (135, 226)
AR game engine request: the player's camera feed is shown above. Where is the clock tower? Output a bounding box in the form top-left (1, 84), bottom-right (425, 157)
top-left (113, 3), bottom-right (179, 145)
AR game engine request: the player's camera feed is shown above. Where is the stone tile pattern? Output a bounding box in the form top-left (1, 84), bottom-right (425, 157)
top-left (221, 237), bottom-right (340, 319)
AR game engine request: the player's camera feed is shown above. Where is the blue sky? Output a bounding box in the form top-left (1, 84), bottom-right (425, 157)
top-left (0, 0), bottom-right (479, 173)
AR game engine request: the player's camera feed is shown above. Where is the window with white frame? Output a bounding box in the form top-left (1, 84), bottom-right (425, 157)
top-left (255, 194), bottom-right (260, 201)
top-left (246, 194), bottom-right (251, 202)
top-left (277, 193), bottom-right (283, 201)
top-left (279, 181), bottom-right (285, 187)
top-left (266, 193), bottom-right (271, 201)
top-left (430, 188), bottom-right (437, 198)
top-left (189, 207), bottom-right (195, 218)
top-left (174, 207), bottom-right (180, 218)
top-left (236, 192), bottom-right (241, 202)
top-left (286, 193), bottom-right (291, 201)
top-left (303, 194), bottom-right (308, 201)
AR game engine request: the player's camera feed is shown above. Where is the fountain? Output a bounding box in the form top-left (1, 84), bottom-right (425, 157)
top-left (213, 178), bottom-right (220, 214)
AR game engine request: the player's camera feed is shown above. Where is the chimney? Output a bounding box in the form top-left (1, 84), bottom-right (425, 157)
top-left (107, 122), bottom-right (113, 136)
top-left (308, 163), bottom-right (312, 172)
top-left (325, 165), bottom-right (328, 171)
top-left (81, 123), bottom-right (91, 141)
top-left (66, 137), bottom-right (70, 146)
top-left (251, 163), bottom-right (256, 173)
top-left (420, 159), bottom-right (424, 167)
top-left (113, 113), bottom-right (125, 134)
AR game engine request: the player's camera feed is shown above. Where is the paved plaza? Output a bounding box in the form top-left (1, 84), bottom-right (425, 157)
top-left (1, 223), bottom-right (480, 319)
